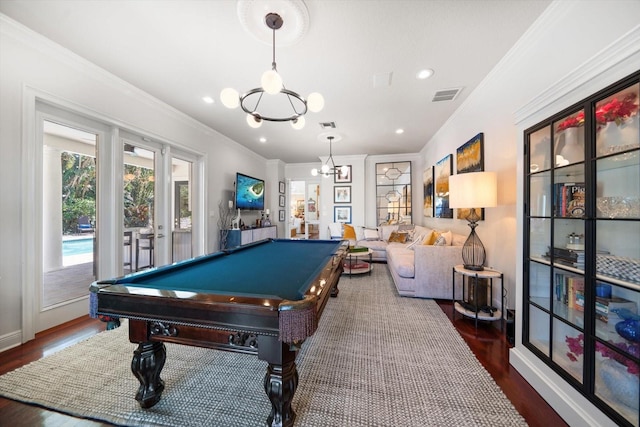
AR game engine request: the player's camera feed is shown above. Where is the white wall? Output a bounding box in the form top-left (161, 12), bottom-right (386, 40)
top-left (0, 14), bottom-right (267, 347)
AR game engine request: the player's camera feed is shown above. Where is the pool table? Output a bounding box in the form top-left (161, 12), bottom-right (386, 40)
top-left (90, 238), bottom-right (347, 427)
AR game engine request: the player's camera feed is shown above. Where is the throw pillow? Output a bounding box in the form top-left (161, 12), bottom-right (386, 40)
top-left (343, 224), bottom-right (356, 240)
top-left (422, 230), bottom-right (439, 245)
top-left (434, 235), bottom-right (447, 246)
top-left (363, 228), bottom-right (379, 241)
top-left (388, 231), bottom-right (408, 243)
top-left (441, 230), bottom-right (453, 245)
top-left (406, 234), bottom-right (423, 250)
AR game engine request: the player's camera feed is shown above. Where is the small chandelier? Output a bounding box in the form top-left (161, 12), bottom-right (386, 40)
top-left (311, 136), bottom-right (349, 178)
top-left (220, 12), bottom-right (324, 129)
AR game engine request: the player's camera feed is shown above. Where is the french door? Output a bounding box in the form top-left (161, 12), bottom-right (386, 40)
top-left (35, 104), bottom-right (110, 334)
top-left (25, 98), bottom-right (204, 340)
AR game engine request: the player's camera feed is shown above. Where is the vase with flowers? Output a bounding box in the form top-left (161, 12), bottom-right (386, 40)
top-left (596, 92), bottom-right (639, 155)
top-left (555, 111), bottom-right (585, 164)
top-left (566, 333), bottom-right (639, 409)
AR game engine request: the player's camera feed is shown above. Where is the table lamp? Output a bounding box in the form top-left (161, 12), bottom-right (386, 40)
top-left (449, 171), bottom-right (497, 271)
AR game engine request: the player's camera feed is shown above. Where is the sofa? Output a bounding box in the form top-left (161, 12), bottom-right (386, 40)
top-left (349, 224), bottom-right (465, 299)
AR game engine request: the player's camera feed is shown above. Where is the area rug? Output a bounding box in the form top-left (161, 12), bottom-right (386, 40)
top-left (0, 266), bottom-right (527, 426)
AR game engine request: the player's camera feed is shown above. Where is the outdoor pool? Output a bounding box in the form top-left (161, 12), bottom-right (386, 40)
top-left (63, 238), bottom-right (94, 256)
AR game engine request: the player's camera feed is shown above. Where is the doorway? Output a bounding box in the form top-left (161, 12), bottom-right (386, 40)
top-left (289, 180), bottom-right (320, 239)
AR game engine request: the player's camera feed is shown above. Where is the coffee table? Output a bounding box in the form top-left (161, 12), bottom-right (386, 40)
top-left (343, 248), bottom-right (373, 277)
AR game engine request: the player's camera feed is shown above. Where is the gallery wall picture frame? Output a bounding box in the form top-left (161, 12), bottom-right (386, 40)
top-left (434, 154), bottom-right (453, 218)
top-left (334, 185), bottom-right (351, 203)
top-left (334, 206), bottom-right (352, 223)
top-left (279, 181), bottom-right (285, 194)
top-left (334, 165), bottom-right (352, 183)
top-left (456, 132), bottom-right (485, 220)
top-left (279, 194), bottom-right (285, 207)
top-left (423, 166), bottom-right (434, 218)
top-left (279, 210), bottom-right (285, 222)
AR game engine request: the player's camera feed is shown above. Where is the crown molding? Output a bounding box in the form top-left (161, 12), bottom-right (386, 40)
top-left (515, 24), bottom-right (640, 126)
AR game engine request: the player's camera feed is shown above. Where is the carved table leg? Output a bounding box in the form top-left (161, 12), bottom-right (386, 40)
top-left (264, 360), bottom-right (299, 427)
top-left (131, 341), bottom-right (166, 408)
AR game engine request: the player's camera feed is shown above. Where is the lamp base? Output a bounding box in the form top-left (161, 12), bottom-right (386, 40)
top-left (463, 264), bottom-right (485, 271)
top-left (462, 213), bottom-right (487, 271)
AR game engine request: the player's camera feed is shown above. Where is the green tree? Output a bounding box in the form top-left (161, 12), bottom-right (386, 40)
top-left (124, 165), bottom-right (155, 228)
top-left (61, 152), bottom-right (96, 234)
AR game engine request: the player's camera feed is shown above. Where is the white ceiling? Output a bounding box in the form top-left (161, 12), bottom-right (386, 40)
top-left (0, 0), bottom-right (552, 163)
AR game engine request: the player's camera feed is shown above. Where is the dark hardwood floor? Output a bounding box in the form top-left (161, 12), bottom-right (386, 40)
top-left (0, 303), bottom-right (568, 427)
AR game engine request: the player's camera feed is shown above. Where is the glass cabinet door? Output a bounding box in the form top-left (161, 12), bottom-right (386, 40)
top-left (524, 72), bottom-right (639, 427)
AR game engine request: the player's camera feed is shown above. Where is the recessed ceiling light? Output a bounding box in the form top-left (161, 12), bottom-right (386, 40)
top-left (202, 96), bottom-right (214, 104)
top-left (395, 128), bottom-right (404, 134)
top-left (259, 137), bottom-right (267, 143)
top-left (416, 69), bottom-right (434, 80)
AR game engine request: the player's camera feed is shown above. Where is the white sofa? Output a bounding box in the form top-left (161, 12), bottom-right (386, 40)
top-left (353, 225), bottom-right (464, 299)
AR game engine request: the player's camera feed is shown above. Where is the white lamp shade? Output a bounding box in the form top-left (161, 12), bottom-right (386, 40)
top-left (306, 92), bottom-right (324, 112)
top-left (261, 69), bottom-right (283, 94)
top-left (321, 164), bottom-right (330, 174)
top-left (449, 171), bottom-right (497, 208)
top-left (291, 115), bottom-right (305, 130)
top-left (246, 114), bottom-right (262, 128)
top-left (311, 168), bottom-right (318, 176)
top-left (220, 88), bottom-right (239, 109)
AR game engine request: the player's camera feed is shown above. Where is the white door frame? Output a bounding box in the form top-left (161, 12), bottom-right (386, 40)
top-left (21, 87), bottom-right (206, 342)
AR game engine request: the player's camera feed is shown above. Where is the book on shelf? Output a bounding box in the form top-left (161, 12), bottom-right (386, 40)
top-left (554, 182), bottom-right (585, 218)
top-left (555, 273), bottom-right (584, 309)
top-left (545, 246), bottom-right (609, 270)
top-left (348, 246), bottom-right (370, 253)
top-left (595, 296), bottom-right (637, 323)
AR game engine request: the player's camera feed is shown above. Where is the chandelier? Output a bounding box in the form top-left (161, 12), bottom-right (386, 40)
top-left (220, 12), bottom-right (324, 129)
top-left (311, 136), bottom-right (349, 177)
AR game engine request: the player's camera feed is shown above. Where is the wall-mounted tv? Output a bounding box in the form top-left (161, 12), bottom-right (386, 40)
top-left (235, 172), bottom-right (265, 210)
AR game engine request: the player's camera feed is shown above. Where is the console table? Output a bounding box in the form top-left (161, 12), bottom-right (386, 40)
top-left (452, 265), bottom-right (503, 329)
top-left (224, 225), bottom-right (276, 249)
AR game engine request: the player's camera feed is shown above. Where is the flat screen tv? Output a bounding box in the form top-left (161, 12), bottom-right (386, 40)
top-left (235, 172), bottom-right (265, 210)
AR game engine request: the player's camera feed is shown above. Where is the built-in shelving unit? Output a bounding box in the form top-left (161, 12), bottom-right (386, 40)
top-left (523, 71), bottom-right (640, 427)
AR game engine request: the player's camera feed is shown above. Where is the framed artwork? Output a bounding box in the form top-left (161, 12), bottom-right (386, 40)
top-left (434, 154), bottom-right (453, 218)
top-left (456, 133), bottom-right (485, 220)
top-left (334, 186), bottom-right (351, 203)
top-left (279, 194), bottom-right (285, 207)
top-left (279, 210), bottom-right (285, 222)
top-left (334, 206), bottom-right (352, 223)
top-left (423, 166), bottom-right (433, 218)
top-left (334, 165), bottom-right (352, 183)
top-left (279, 181), bottom-right (285, 194)
top-left (456, 133), bottom-right (484, 173)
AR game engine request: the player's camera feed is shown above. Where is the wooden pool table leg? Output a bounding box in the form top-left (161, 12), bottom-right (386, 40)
top-left (260, 337), bottom-right (299, 427)
top-left (131, 341), bottom-right (166, 408)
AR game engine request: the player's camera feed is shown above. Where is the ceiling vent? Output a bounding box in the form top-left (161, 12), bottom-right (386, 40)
top-left (432, 88), bottom-right (462, 102)
top-left (319, 121), bottom-right (336, 129)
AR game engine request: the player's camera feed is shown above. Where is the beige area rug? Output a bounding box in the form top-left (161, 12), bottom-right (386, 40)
top-left (0, 266), bottom-right (527, 426)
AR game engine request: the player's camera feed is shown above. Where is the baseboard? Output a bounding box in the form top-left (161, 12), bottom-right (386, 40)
top-left (0, 329), bottom-right (23, 354)
top-left (509, 346), bottom-right (619, 427)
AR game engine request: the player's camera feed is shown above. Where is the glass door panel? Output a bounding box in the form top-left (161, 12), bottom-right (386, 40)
top-left (595, 83), bottom-right (639, 157)
top-left (529, 126), bottom-right (551, 173)
top-left (172, 157), bottom-right (192, 262)
top-left (553, 109), bottom-right (585, 166)
top-left (123, 142), bottom-right (155, 272)
top-left (42, 120), bottom-right (97, 309)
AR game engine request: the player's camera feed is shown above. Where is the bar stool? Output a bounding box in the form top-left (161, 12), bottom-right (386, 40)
top-left (123, 231), bottom-right (133, 271)
top-left (136, 232), bottom-right (154, 271)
